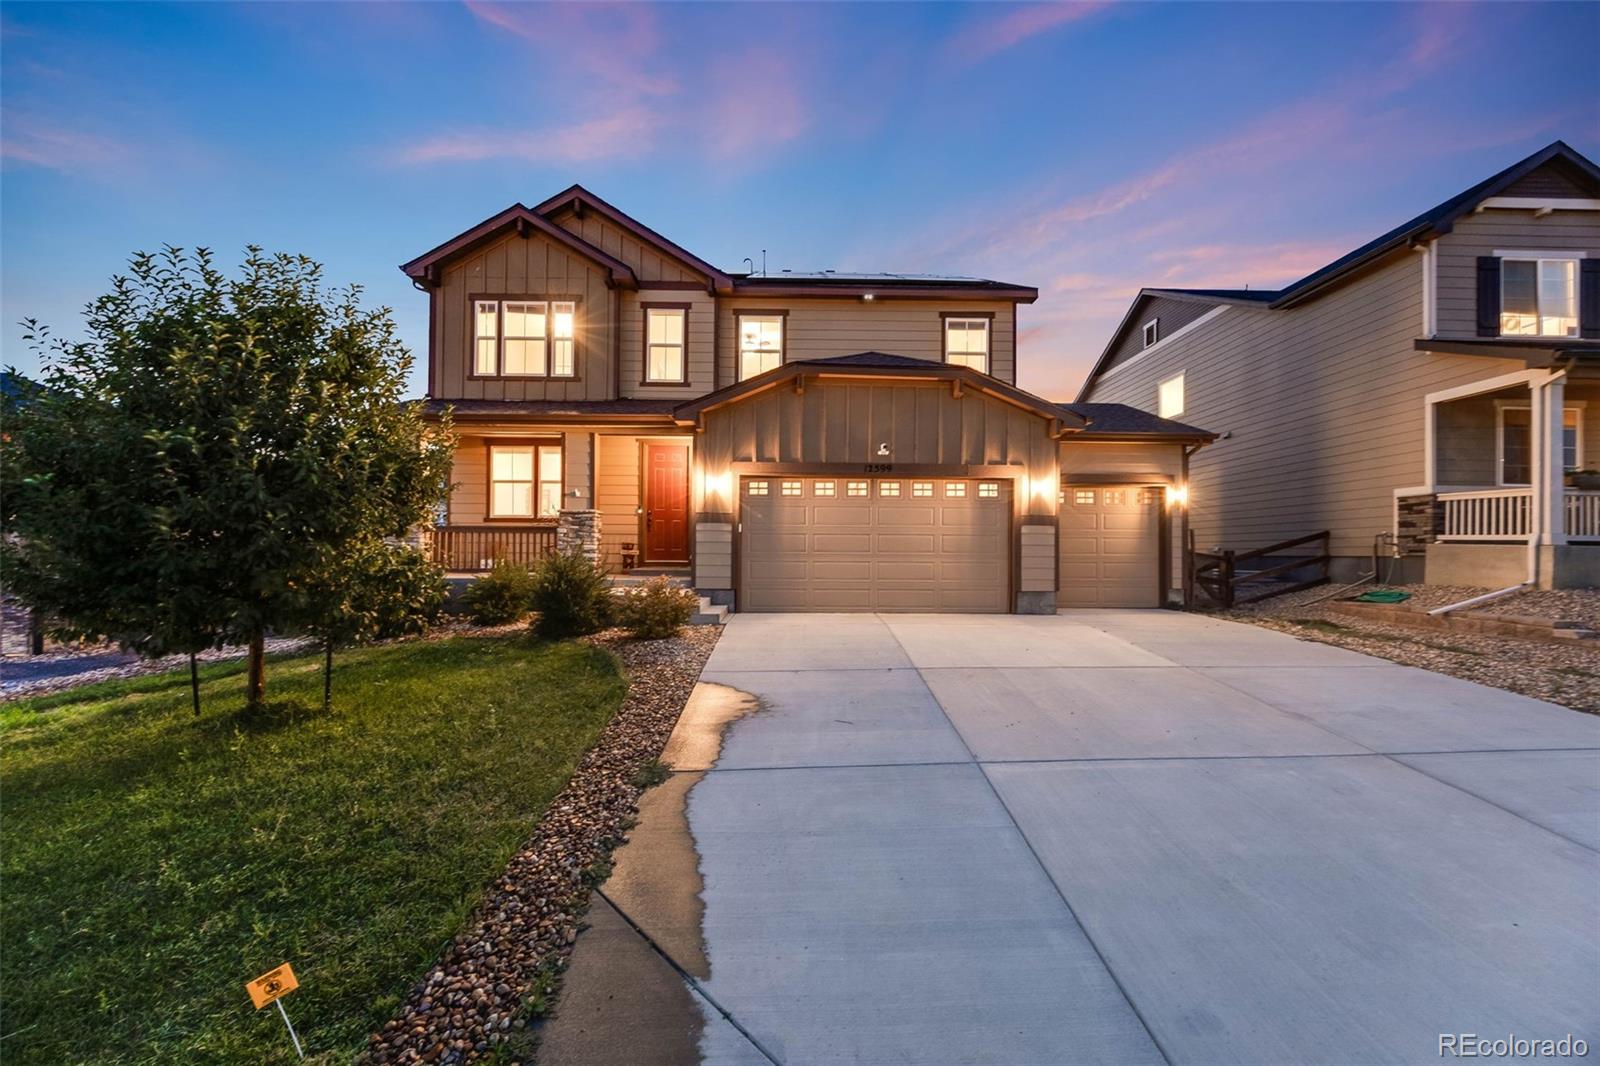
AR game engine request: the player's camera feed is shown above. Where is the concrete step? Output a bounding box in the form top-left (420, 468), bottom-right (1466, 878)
top-left (690, 596), bottom-right (729, 626)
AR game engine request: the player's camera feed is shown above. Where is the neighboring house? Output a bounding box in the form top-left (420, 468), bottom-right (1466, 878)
top-left (401, 186), bottom-right (1214, 612)
top-left (1078, 140), bottom-right (1600, 590)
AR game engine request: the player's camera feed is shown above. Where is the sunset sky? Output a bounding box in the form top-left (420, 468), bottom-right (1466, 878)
top-left (3, 1), bottom-right (1597, 399)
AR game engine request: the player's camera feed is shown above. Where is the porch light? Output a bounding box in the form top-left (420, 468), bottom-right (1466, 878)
top-left (703, 469), bottom-right (732, 508)
top-left (863, 293), bottom-right (875, 301)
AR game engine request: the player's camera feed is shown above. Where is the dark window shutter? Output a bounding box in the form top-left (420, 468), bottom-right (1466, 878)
top-left (1476, 256), bottom-right (1501, 337)
top-left (1581, 258), bottom-right (1600, 339)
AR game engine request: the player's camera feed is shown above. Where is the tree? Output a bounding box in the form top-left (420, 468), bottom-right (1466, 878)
top-left (3, 247), bottom-right (454, 709)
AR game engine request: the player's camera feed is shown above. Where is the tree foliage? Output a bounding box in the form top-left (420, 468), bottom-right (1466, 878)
top-left (2, 246), bottom-right (454, 708)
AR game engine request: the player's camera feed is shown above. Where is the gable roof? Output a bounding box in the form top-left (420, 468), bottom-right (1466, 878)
top-left (1056, 402), bottom-right (1216, 442)
top-left (400, 204), bottom-right (639, 290)
top-left (532, 184), bottom-right (734, 290)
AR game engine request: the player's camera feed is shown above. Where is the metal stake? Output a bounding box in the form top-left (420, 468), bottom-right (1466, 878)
top-left (275, 998), bottom-right (304, 1059)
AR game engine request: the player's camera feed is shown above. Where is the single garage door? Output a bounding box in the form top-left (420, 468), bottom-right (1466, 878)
top-left (741, 476), bottom-right (1011, 612)
top-left (1058, 484), bottom-right (1162, 608)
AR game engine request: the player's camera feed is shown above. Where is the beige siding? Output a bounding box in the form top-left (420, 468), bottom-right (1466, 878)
top-left (1082, 253), bottom-right (1534, 559)
top-left (716, 298), bottom-right (1018, 385)
top-left (1100, 295), bottom-right (1219, 376)
top-left (432, 230), bottom-right (616, 402)
top-left (547, 208), bottom-right (708, 285)
top-left (1059, 441), bottom-right (1186, 596)
top-left (448, 435), bottom-right (489, 522)
top-left (1434, 209), bottom-right (1600, 338)
top-left (563, 431), bottom-right (594, 508)
top-left (1018, 525), bottom-right (1056, 593)
top-left (618, 290), bottom-right (717, 399)
top-left (695, 522), bottom-right (733, 590)
top-left (595, 433), bottom-right (642, 571)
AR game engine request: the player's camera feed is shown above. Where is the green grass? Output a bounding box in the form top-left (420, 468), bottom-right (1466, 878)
top-left (0, 635), bottom-right (627, 1065)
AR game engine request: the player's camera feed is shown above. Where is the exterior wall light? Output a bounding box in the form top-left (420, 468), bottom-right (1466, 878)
top-left (1168, 484), bottom-right (1189, 507)
top-left (863, 293), bottom-right (875, 301)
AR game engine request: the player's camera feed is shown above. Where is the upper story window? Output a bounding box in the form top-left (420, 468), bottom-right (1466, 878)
top-left (1501, 257), bottom-right (1578, 337)
top-left (1158, 372), bottom-right (1185, 418)
top-left (1142, 319), bottom-right (1160, 347)
top-left (488, 442), bottom-right (562, 519)
top-left (474, 299), bottom-right (577, 378)
top-left (644, 306), bottom-right (687, 384)
top-left (943, 316), bottom-right (990, 374)
top-left (738, 314), bottom-right (785, 380)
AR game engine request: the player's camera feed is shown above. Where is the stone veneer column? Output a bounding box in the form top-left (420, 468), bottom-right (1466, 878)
top-left (557, 509), bottom-right (602, 567)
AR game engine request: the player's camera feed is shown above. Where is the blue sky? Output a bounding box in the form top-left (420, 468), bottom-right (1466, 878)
top-left (3, 1), bottom-right (1597, 399)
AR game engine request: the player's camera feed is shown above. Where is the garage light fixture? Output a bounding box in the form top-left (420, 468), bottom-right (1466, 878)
top-left (1168, 484), bottom-right (1189, 507)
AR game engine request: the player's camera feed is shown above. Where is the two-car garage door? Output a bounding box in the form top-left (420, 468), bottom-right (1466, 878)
top-left (740, 477), bottom-right (1011, 612)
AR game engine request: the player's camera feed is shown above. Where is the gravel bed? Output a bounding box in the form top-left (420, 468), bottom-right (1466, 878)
top-left (365, 624), bottom-right (721, 1065)
top-left (1224, 584), bottom-right (1600, 715)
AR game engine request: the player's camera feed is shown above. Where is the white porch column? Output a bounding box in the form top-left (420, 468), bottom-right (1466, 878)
top-left (1542, 374), bottom-right (1567, 546)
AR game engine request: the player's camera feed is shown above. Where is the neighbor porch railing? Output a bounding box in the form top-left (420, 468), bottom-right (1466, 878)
top-left (1438, 488), bottom-right (1533, 541)
top-left (1567, 490), bottom-right (1600, 541)
top-left (430, 524), bottom-right (557, 572)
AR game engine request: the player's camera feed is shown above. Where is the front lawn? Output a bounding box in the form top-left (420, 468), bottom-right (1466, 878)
top-left (0, 635), bottom-right (627, 1064)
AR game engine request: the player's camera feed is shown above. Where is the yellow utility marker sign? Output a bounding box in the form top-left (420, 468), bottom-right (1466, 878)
top-left (246, 963), bottom-right (304, 1058)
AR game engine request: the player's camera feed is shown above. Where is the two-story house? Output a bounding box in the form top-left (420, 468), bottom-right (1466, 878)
top-left (1078, 141), bottom-right (1600, 591)
top-left (401, 186), bottom-right (1214, 613)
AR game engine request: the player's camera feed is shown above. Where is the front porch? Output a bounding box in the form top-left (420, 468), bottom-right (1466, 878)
top-left (1401, 368), bottom-right (1600, 588)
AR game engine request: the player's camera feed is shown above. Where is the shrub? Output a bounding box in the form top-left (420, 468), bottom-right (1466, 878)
top-left (529, 551), bottom-right (613, 638)
top-left (615, 576), bottom-right (698, 640)
top-left (460, 560), bottom-right (536, 626)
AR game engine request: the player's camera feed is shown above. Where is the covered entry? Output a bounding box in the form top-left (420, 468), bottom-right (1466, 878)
top-left (740, 476), bottom-right (1012, 612)
top-left (1059, 484), bottom-right (1163, 607)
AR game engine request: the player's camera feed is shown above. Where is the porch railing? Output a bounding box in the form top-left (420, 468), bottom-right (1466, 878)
top-left (1567, 490), bottom-right (1600, 541)
top-left (1438, 488), bottom-right (1533, 541)
top-left (430, 524), bottom-right (558, 572)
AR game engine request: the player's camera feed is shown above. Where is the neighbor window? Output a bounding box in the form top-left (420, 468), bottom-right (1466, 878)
top-left (473, 299), bottom-right (576, 377)
top-left (489, 443), bottom-right (562, 519)
top-left (943, 316), bottom-right (990, 374)
top-left (1142, 319), bottom-right (1160, 348)
top-left (737, 314), bottom-right (785, 380)
top-left (1158, 373), bottom-right (1185, 418)
top-left (1499, 405), bottom-right (1583, 484)
top-left (474, 301), bottom-right (499, 375)
top-left (645, 307), bottom-right (687, 383)
top-left (1501, 258), bottom-right (1578, 337)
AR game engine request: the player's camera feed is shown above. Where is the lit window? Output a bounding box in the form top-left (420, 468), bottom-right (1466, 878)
top-left (645, 307), bottom-right (686, 383)
top-left (489, 443), bottom-right (561, 518)
top-left (737, 314), bottom-right (784, 380)
top-left (846, 481), bottom-right (869, 497)
top-left (1142, 319), bottom-right (1159, 348)
top-left (747, 480), bottom-right (769, 496)
top-left (1501, 259), bottom-right (1578, 337)
top-left (912, 481), bottom-right (934, 497)
top-left (1074, 489), bottom-right (1096, 505)
top-left (1158, 373), bottom-right (1185, 418)
top-left (814, 480), bottom-right (835, 497)
top-left (474, 301), bottom-right (499, 375)
top-left (879, 481), bottom-right (901, 497)
top-left (943, 316), bottom-right (990, 374)
top-left (781, 480), bottom-right (802, 496)
top-left (945, 482), bottom-right (967, 497)
top-left (503, 302), bottom-right (548, 376)
top-left (552, 301), bottom-right (576, 377)
top-left (978, 482), bottom-right (999, 498)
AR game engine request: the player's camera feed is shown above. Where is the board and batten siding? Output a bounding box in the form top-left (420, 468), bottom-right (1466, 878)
top-left (1082, 253), bottom-right (1531, 559)
top-left (547, 208), bottom-right (709, 285)
top-left (715, 298), bottom-right (1017, 386)
top-left (432, 230), bottom-right (616, 403)
top-left (1434, 209), bottom-right (1600, 338)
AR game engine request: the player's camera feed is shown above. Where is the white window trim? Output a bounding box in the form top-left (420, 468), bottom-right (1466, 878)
top-left (501, 300), bottom-right (550, 378)
top-left (1157, 371), bottom-right (1185, 419)
top-left (1494, 252), bottom-right (1584, 339)
top-left (736, 313), bottom-right (785, 381)
top-left (487, 442), bottom-right (563, 519)
top-left (942, 316), bottom-right (991, 375)
top-left (1141, 319), bottom-right (1159, 348)
top-left (644, 306), bottom-right (687, 384)
top-left (1495, 400), bottom-right (1585, 484)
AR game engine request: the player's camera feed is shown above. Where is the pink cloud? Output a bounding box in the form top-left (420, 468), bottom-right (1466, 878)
top-left (0, 115), bottom-right (132, 172)
top-left (952, 2), bottom-right (1110, 65)
top-left (702, 48), bottom-right (811, 163)
top-left (396, 108), bottom-right (659, 165)
top-left (464, 0), bottom-right (678, 99)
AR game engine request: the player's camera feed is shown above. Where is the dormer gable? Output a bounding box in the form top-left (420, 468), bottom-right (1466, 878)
top-left (401, 203), bottom-right (640, 291)
top-left (533, 184), bottom-right (734, 292)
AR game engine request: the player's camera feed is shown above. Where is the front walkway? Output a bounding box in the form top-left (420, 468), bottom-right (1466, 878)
top-left (552, 611), bottom-right (1600, 1065)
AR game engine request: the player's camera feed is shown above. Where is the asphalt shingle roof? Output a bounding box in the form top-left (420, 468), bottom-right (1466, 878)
top-left (1057, 402), bottom-right (1215, 438)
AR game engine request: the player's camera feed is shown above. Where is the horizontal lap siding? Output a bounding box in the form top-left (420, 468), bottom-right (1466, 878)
top-left (619, 291), bottom-right (716, 399)
top-left (1435, 210), bottom-right (1600, 337)
top-left (595, 434), bottom-right (642, 571)
top-left (1100, 296), bottom-right (1219, 376)
top-left (449, 436), bottom-right (489, 522)
top-left (1082, 254), bottom-right (1529, 558)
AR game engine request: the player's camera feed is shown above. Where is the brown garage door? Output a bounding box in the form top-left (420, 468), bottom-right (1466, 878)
top-left (740, 476), bottom-right (1011, 612)
top-left (1058, 485), bottom-right (1162, 608)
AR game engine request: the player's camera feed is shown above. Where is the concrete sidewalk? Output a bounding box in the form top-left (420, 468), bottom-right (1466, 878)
top-left (542, 611), bottom-right (1600, 1065)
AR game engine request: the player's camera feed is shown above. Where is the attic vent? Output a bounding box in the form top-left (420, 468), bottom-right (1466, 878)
top-left (1142, 319), bottom-right (1160, 348)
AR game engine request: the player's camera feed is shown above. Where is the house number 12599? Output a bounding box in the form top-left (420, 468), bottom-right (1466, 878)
top-left (863, 464), bottom-right (894, 474)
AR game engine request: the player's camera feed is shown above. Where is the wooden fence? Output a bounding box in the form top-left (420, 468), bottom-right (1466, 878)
top-left (1188, 530), bottom-right (1331, 608)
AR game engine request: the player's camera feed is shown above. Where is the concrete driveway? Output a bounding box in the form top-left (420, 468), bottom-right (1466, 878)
top-left (551, 611), bottom-right (1600, 1066)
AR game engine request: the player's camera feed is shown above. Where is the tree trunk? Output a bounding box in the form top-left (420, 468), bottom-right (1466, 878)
top-left (189, 652), bottom-right (201, 717)
top-left (323, 638), bottom-right (333, 712)
top-left (246, 631), bottom-right (266, 708)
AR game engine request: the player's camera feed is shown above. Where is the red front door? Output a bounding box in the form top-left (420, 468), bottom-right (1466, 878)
top-left (643, 444), bottom-right (690, 563)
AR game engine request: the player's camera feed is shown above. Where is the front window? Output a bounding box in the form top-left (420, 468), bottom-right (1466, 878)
top-left (473, 299), bottom-right (577, 377)
top-left (645, 307), bottom-right (686, 383)
top-left (474, 301), bottom-right (499, 375)
top-left (738, 314), bottom-right (784, 380)
top-left (489, 443), bottom-right (562, 519)
top-left (944, 317), bottom-right (990, 374)
top-left (503, 302), bottom-right (548, 376)
top-left (1499, 405), bottom-right (1582, 484)
top-left (551, 301), bottom-right (576, 377)
top-left (1501, 259), bottom-right (1578, 337)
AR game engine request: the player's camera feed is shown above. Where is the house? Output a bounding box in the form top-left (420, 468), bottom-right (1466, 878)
top-left (1077, 140), bottom-right (1600, 591)
top-left (401, 187), bottom-right (1214, 613)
